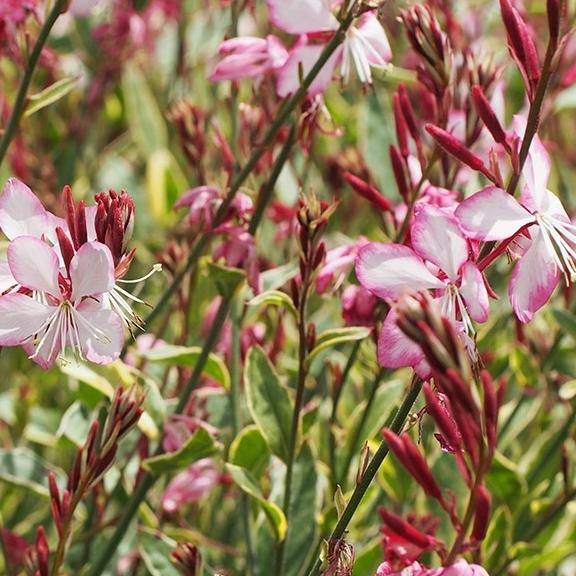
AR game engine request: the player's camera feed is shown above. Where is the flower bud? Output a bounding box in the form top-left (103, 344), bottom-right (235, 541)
top-left (343, 172), bottom-right (391, 212)
top-left (471, 86), bottom-right (508, 147)
top-left (472, 484), bottom-right (492, 541)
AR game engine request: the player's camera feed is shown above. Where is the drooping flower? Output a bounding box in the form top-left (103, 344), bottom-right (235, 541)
top-left (356, 204), bottom-right (488, 375)
top-left (270, 0), bottom-right (392, 96)
top-left (455, 117), bottom-right (576, 322)
top-left (0, 236), bottom-right (123, 367)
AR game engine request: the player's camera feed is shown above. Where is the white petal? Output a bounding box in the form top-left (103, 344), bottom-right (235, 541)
top-left (70, 242), bottom-right (115, 301)
top-left (0, 178), bottom-right (48, 240)
top-left (7, 236), bottom-right (61, 297)
top-left (377, 309), bottom-right (425, 370)
top-left (509, 228), bottom-right (560, 323)
top-left (266, 0), bottom-right (338, 34)
top-left (458, 262), bottom-right (489, 323)
top-left (355, 13), bottom-right (391, 67)
top-left (411, 204), bottom-right (469, 281)
top-left (356, 243), bottom-right (445, 300)
top-left (0, 294), bottom-right (54, 346)
top-left (455, 186), bottom-right (534, 241)
top-left (0, 256), bottom-right (16, 293)
top-left (75, 299), bottom-right (124, 364)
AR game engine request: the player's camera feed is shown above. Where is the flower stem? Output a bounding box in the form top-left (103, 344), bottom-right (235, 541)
top-left (0, 0), bottom-right (65, 167)
top-left (305, 375), bottom-right (423, 576)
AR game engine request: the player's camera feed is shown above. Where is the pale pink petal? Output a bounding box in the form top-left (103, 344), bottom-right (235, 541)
top-left (276, 42), bottom-right (341, 97)
top-left (75, 299), bottom-right (124, 364)
top-left (455, 186), bottom-right (534, 241)
top-left (509, 228), bottom-right (560, 323)
top-left (458, 262), bottom-right (489, 323)
top-left (536, 189), bottom-right (570, 220)
top-left (0, 178), bottom-right (48, 240)
top-left (7, 236), bottom-right (60, 297)
top-left (512, 115), bottom-right (550, 212)
top-left (266, 0), bottom-right (338, 34)
top-left (355, 13), bottom-right (392, 66)
top-left (174, 186), bottom-right (220, 208)
top-left (378, 309), bottom-right (426, 371)
top-left (70, 242), bottom-right (115, 301)
top-left (356, 243), bottom-right (445, 300)
top-left (0, 294), bottom-right (54, 346)
top-left (411, 204), bottom-right (468, 281)
top-left (217, 36), bottom-right (268, 55)
top-left (0, 257), bottom-right (16, 293)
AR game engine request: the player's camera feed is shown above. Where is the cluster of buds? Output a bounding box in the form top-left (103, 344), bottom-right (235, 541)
top-left (30, 387), bottom-right (145, 575)
top-left (376, 292), bottom-right (505, 568)
top-left (24, 527), bottom-right (49, 576)
top-left (167, 101), bottom-right (206, 179)
top-left (171, 542), bottom-right (202, 575)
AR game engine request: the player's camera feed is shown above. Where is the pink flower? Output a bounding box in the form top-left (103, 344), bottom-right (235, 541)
top-left (356, 204), bottom-right (488, 375)
top-left (0, 237), bottom-right (123, 368)
top-left (374, 560), bottom-right (489, 576)
top-left (316, 238), bottom-right (368, 294)
top-left (270, 1), bottom-right (392, 96)
top-left (161, 458), bottom-right (222, 512)
top-left (455, 116), bottom-right (575, 322)
top-left (342, 285), bottom-right (377, 326)
top-left (209, 35), bottom-right (289, 82)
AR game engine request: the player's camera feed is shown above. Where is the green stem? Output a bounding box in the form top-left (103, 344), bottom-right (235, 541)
top-left (142, 9), bottom-right (356, 329)
top-left (0, 0), bottom-right (65, 166)
top-left (305, 375), bottom-right (423, 576)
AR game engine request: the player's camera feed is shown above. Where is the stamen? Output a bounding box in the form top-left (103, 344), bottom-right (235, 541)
top-left (117, 263), bottom-right (162, 284)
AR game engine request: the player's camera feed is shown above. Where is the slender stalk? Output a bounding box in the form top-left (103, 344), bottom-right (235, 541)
top-left (229, 297), bottom-right (256, 575)
top-left (338, 368), bottom-right (385, 489)
top-left (0, 0), bottom-right (65, 166)
top-left (142, 8), bottom-right (357, 328)
top-left (305, 375), bottom-right (423, 576)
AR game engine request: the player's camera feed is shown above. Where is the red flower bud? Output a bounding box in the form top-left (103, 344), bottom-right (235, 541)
top-left (379, 508), bottom-right (437, 550)
top-left (343, 172), bottom-right (391, 212)
top-left (472, 484), bottom-right (492, 541)
top-left (471, 86), bottom-right (508, 146)
top-left (393, 93), bottom-right (410, 158)
top-left (389, 146), bottom-right (409, 201)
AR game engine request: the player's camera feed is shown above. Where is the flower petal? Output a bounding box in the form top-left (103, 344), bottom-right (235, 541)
top-left (0, 178), bottom-right (48, 240)
top-left (356, 243), bottom-right (445, 300)
top-left (411, 204), bottom-right (469, 281)
top-left (75, 299), bottom-right (124, 364)
top-left (458, 262), bottom-right (489, 323)
top-left (378, 310), bottom-right (430, 379)
top-left (266, 0), bottom-right (338, 34)
top-left (276, 42), bottom-right (340, 97)
top-left (0, 294), bottom-right (54, 346)
top-left (0, 256), bottom-right (16, 293)
top-left (509, 228), bottom-right (560, 323)
top-left (455, 186), bottom-right (534, 241)
top-left (7, 236), bottom-right (60, 297)
top-left (355, 13), bottom-right (392, 66)
top-left (70, 241), bottom-right (115, 301)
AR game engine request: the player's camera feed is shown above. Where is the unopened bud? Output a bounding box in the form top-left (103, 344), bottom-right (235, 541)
top-left (389, 146), bottom-right (410, 201)
top-left (471, 86), bottom-right (508, 147)
top-left (379, 508), bottom-right (437, 550)
top-left (547, 0), bottom-right (561, 48)
top-left (472, 484), bottom-right (492, 541)
top-left (393, 94), bottom-right (409, 158)
top-left (343, 172), bottom-right (391, 212)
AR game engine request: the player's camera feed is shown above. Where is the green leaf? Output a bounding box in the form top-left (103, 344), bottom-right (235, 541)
top-left (225, 464), bottom-right (287, 541)
top-left (60, 362), bottom-right (114, 398)
top-left (309, 327), bottom-right (371, 363)
top-left (0, 448), bottom-right (65, 496)
top-left (282, 443), bottom-right (318, 576)
top-left (207, 262), bottom-right (246, 299)
top-left (260, 262), bottom-right (298, 292)
top-left (353, 537), bottom-right (382, 576)
top-left (25, 76), bottom-right (79, 117)
top-left (552, 308), bottom-right (576, 339)
top-left (56, 402), bottom-right (92, 446)
top-left (229, 425), bottom-right (271, 478)
top-left (122, 63), bottom-right (167, 157)
top-left (244, 346), bottom-right (292, 462)
top-left (142, 427), bottom-right (221, 474)
top-left (485, 451), bottom-right (526, 502)
top-left (141, 345), bottom-right (230, 389)
top-left (484, 506), bottom-right (512, 572)
top-left (248, 290), bottom-right (297, 316)
top-left (138, 531), bottom-right (180, 576)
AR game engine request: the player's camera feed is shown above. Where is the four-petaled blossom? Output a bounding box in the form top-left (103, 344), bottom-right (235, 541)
top-left (0, 237), bottom-right (123, 368)
top-left (456, 117), bottom-right (576, 322)
top-left (268, 0), bottom-right (392, 96)
top-left (356, 204), bottom-right (488, 376)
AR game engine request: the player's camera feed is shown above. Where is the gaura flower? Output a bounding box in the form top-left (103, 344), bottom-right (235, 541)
top-left (269, 0), bottom-right (392, 96)
top-left (375, 560), bottom-right (489, 576)
top-left (455, 117), bottom-right (576, 322)
top-left (356, 204), bottom-right (488, 376)
top-left (0, 236), bottom-right (123, 368)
